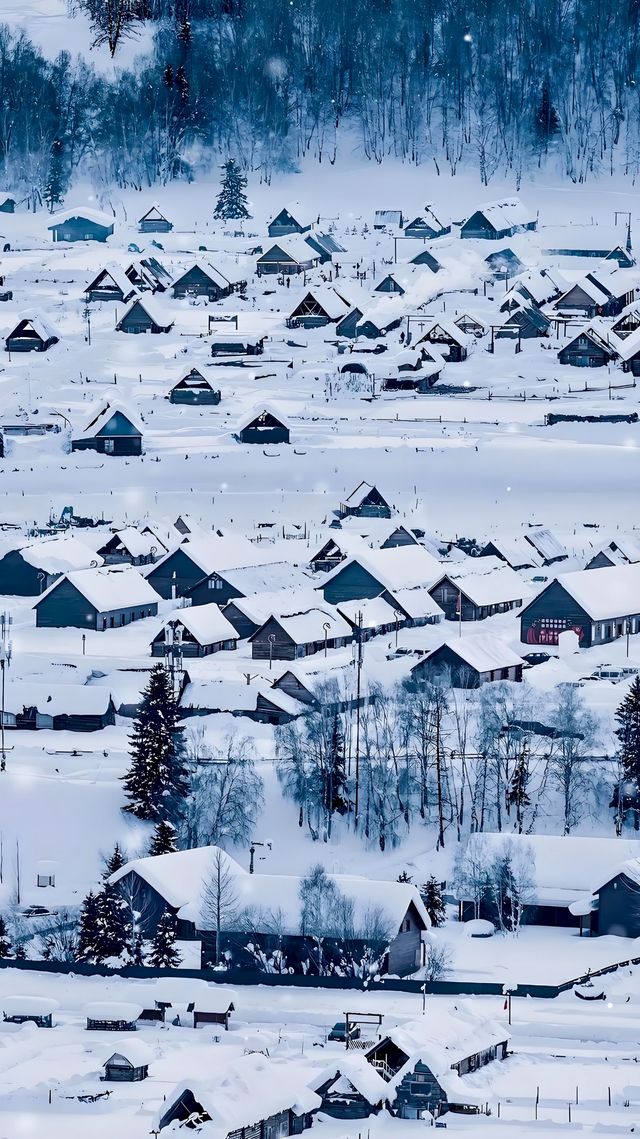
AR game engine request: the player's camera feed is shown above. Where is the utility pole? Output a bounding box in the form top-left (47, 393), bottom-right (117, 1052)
top-left (0, 613), bottom-right (13, 771)
top-left (163, 620), bottom-right (183, 701)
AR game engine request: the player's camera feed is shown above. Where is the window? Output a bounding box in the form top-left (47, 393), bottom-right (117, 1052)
top-left (37, 873), bottom-right (55, 888)
top-left (104, 438), bottom-right (115, 455)
top-left (208, 578), bottom-right (223, 590)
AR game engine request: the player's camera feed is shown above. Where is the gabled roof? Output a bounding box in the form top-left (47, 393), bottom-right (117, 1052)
top-left (159, 603), bottom-right (238, 646)
top-left (76, 399), bottom-right (143, 440)
top-left (33, 565), bottom-right (160, 613)
top-left (305, 232), bottom-right (347, 256)
top-left (110, 845), bottom-right (247, 909)
top-left (172, 260), bottom-right (232, 291)
top-left (237, 403), bottom-right (290, 433)
top-left (3, 681), bottom-right (113, 718)
top-left (18, 534), bottom-right (103, 575)
top-left (258, 237), bottom-right (318, 264)
top-left (309, 1057), bottom-right (390, 1105)
top-left (321, 546), bottom-right (442, 593)
top-left (152, 532), bottom-right (264, 578)
top-left (224, 586), bottom-right (320, 626)
top-left (343, 481), bottom-right (391, 509)
top-left (170, 367), bottom-right (216, 392)
top-left (116, 294), bottom-right (173, 330)
top-left (528, 562), bottom-right (640, 621)
top-left (48, 206), bottom-right (114, 230)
top-left (415, 634), bottom-right (524, 676)
top-left (419, 315), bottom-right (471, 348)
top-left (289, 287), bottom-right (351, 321)
top-left (466, 198), bottom-right (535, 231)
top-left (440, 564), bottom-right (530, 606)
top-left (249, 606), bottom-right (352, 645)
top-left (523, 527), bottom-right (567, 562)
top-left (86, 263), bottom-right (139, 298)
top-left (101, 527), bottom-right (162, 559)
top-left (138, 203), bottom-right (171, 223)
top-left (7, 314), bottom-right (59, 342)
top-left (268, 205), bottom-right (311, 229)
top-left (555, 276), bottom-right (611, 306)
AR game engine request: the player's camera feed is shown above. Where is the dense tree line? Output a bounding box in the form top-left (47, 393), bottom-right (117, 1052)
top-left (3, 0), bottom-right (640, 192)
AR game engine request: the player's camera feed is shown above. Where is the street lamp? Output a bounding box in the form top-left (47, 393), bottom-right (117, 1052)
top-left (0, 612), bottom-right (13, 771)
top-left (323, 621), bottom-right (331, 657)
top-left (268, 633), bottom-right (276, 670)
top-left (394, 609), bottom-right (402, 648)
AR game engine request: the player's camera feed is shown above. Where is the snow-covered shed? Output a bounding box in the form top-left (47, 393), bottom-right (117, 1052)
top-left (97, 526), bottom-right (164, 567)
top-left (338, 482), bottom-right (393, 520)
top-left (151, 604), bottom-right (239, 657)
top-left (85, 263), bottom-right (139, 303)
top-left (48, 207), bottom-right (114, 243)
top-left (33, 565), bottom-right (160, 630)
top-left (249, 605), bottom-right (353, 662)
top-left (310, 1056), bottom-right (390, 1118)
top-left (267, 206), bottom-right (312, 237)
top-left (85, 1002), bottom-right (143, 1031)
top-left (172, 260), bottom-right (245, 300)
top-left (411, 634), bottom-right (525, 688)
top-left (429, 564), bottom-right (530, 622)
top-left (461, 198), bottom-right (537, 240)
top-left (319, 546), bottom-right (442, 608)
top-left (138, 203), bottom-right (173, 233)
top-left (146, 531), bottom-right (273, 600)
top-left (115, 295), bottom-right (174, 334)
top-left (585, 535), bottom-right (640, 570)
top-left (104, 1039), bottom-right (153, 1081)
top-left (179, 676), bottom-right (305, 724)
top-left (169, 366), bottom-right (221, 406)
top-left (237, 405), bottom-right (290, 445)
top-left (157, 1053), bottom-right (321, 1134)
top-left (2, 681), bottom-right (115, 732)
top-left (2, 996), bottom-right (59, 1028)
top-left (5, 315), bottom-right (59, 353)
top-left (256, 238), bottom-right (319, 276)
top-left (286, 287), bottom-right (351, 328)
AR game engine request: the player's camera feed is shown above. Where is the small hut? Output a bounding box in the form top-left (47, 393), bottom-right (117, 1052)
top-left (237, 406), bottom-right (290, 445)
top-left (103, 1040), bottom-right (152, 1081)
top-left (3, 996), bottom-right (59, 1027)
top-left (85, 1002), bottom-right (143, 1031)
top-left (138, 205), bottom-right (173, 233)
top-left (169, 368), bottom-right (221, 405)
top-left (192, 990), bottom-right (236, 1030)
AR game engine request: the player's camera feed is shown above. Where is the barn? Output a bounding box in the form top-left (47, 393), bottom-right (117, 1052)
top-left (169, 367), bottom-right (221, 405)
top-left (72, 401), bottom-right (143, 456)
top-left (237, 406), bottom-right (290, 444)
top-left (33, 565), bottom-right (160, 630)
top-left (5, 316), bottom-right (59, 353)
top-left (48, 208), bottom-right (114, 243)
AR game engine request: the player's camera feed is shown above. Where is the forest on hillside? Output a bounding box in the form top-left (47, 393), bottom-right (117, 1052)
top-left (2, 0), bottom-right (640, 194)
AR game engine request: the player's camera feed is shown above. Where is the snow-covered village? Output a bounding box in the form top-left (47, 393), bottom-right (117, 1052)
top-left (5, 1), bottom-right (640, 1138)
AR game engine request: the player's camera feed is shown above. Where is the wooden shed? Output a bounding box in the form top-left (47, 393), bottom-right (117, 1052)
top-left (85, 265), bottom-right (138, 304)
top-left (192, 992), bottom-right (236, 1029)
top-left (249, 608), bottom-right (352, 661)
top-left (411, 635), bottom-right (525, 688)
top-left (104, 1042), bottom-right (152, 1081)
top-left (237, 406), bottom-right (290, 445)
top-left (169, 367), bottom-right (221, 405)
top-left (2, 996), bottom-right (59, 1027)
top-left (256, 238), bottom-right (319, 276)
top-left (557, 328), bottom-right (616, 368)
top-left (172, 262), bottom-right (245, 300)
top-left (5, 316), bottom-right (59, 353)
top-left (0, 194), bottom-right (16, 214)
top-left (460, 198), bottom-right (536, 240)
top-left (339, 482), bottom-right (392, 519)
top-left (138, 205), bottom-right (173, 233)
top-left (85, 1002), bottom-right (142, 1032)
top-left (267, 207), bottom-right (311, 237)
top-left (151, 606), bottom-right (238, 658)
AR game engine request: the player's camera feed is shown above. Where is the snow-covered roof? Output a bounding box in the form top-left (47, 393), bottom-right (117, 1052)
top-left (139, 203), bottom-right (170, 223)
top-left (309, 1056), bottom-right (390, 1104)
top-left (225, 586), bottom-right (320, 626)
top-left (523, 528), bottom-right (567, 563)
top-left (8, 314), bottom-right (60, 342)
top-left (116, 294), bottom-right (172, 329)
top-left (592, 536), bottom-right (640, 565)
top-left (2, 996), bottom-right (59, 1017)
top-left (443, 564), bottom-right (529, 606)
top-left (336, 596), bottom-right (398, 629)
top-left (160, 603), bottom-right (238, 646)
top-left (613, 325), bottom-right (640, 362)
top-left (468, 198), bottom-right (535, 230)
top-left (237, 403), bottom-right (290, 433)
top-left (76, 398), bottom-right (144, 440)
top-left (33, 565), bottom-right (160, 613)
top-left (86, 262), bottom-right (138, 297)
top-left (260, 237), bottom-right (318, 264)
top-left (343, 481), bottom-right (390, 508)
top-left (173, 261), bottom-right (232, 290)
top-left (48, 206), bottom-right (114, 229)
top-left (3, 682), bottom-right (113, 718)
top-left (418, 634), bottom-right (524, 675)
top-left (419, 315), bottom-right (471, 349)
top-left (18, 534), bottom-right (102, 575)
top-left (158, 1054), bottom-right (321, 1135)
top-left (153, 532), bottom-right (264, 579)
top-left (191, 990), bottom-right (237, 1013)
top-left (483, 536), bottom-right (542, 569)
top-left (386, 586), bottom-right (444, 621)
top-left (104, 1040), bottom-right (153, 1067)
top-left (217, 561), bottom-right (311, 596)
top-left (110, 846), bottom-right (247, 909)
top-left (556, 276), bottom-right (611, 307)
top-left (321, 546), bottom-right (442, 593)
top-left (291, 287), bottom-right (351, 321)
top-left (252, 606), bottom-right (352, 645)
top-left (544, 562), bottom-right (640, 620)
top-left (102, 526), bottom-right (162, 559)
top-left (84, 1002), bottom-right (143, 1021)
top-left (462, 833), bottom-right (640, 909)
top-left (180, 678), bottom-right (304, 717)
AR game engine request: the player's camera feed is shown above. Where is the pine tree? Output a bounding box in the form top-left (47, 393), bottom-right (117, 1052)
top-left (506, 752), bottom-right (531, 833)
top-left (612, 676), bottom-right (640, 827)
top-left (0, 915), bottom-right (10, 957)
top-left (14, 944), bottom-right (26, 961)
top-left (420, 876), bottom-right (447, 928)
top-left (326, 713), bottom-right (348, 816)
top-left (44, 139), bottom-right (67, 213)
top-left (148, 911), bottom-right (182, 968)
top-left (535, 80), bottom-right (559, 144)
top-left (103, 842), bottom-right (126, 879)
top-left (149, 818), bottom-right (178, 856)
top-left (94, 883), bottom-right (131, 961)
top-left (122, 664), bottom-right (189, 823)
top-left (77, 890), bottom-right (101, 962)
top-left (213, 159), bottom-right (251, 220)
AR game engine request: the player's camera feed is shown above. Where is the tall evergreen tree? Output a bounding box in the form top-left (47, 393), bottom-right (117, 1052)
top-left (43, 139), bottom-right (67, 213)
top-left (148, 911), bottom-right (182, 968)
top-left (122, 664), bottom-right (188, 823)
top-left (611, 676), bottom-right (640, 827)
top-left (93, 882), bottom-right (131, 960)
top-left (103, 842), bottom-right (126, 879)
top-left (0, 915), bottom-right (11, 957)
top-left (213, 159), bottom-right (251, 220)
top-left (535, 80), bottom-right (560, 145)
top-left (76, 890), bottom-right (101, 962)
top-left (420, 876), bottom-right (447, 928)
top-left (325, 713), bottom-right (348, 818)
top-left (149, 819), bottom-right (178, 856)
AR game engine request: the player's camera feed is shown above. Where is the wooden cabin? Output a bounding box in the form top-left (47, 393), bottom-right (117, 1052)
top-left (310, 1061), bottom-right (389, 1119)
top-left (211, 336), bottom-right (264, 357)
top-left (237, 407), bottom-right (290, 444)
top-left (138, 205), bottom-right (173, 233)
top-left (157, 1063), bottom-right (320, 1135)
top-left (0, 194), bottom-right (16, 214)
top-left (304, 231), bottom-right (346, 263)
top-left (115, 297), bottom-right (173, 334)
top-left (192, 995), bottom-right (235, 1029)
top-left (256, 238), bottom-right (319, 276)
top-left (484, 248), bottom-right (525, 279)
top-left (97, 527), bottom-right (163, 566)
top-left (151, 606), bottom-right (238, 658)
top-left (267, 207), bottom-right (311, 237)
top-left (72, 403), bottom-right (143, 456)
top-left (85, 1003), bottom-right (142, 1032)
top-left (104, 1044), bottom-right (151, 1082)
top-left (429, 567), bottom-right (527, 621)
top-left (461, 199), bottom-right (536, 240)
top-left (404, 210), bottom-right (450, 239)
top-left (410, 248), bottom-right (442, 272)
top-left (417, 319), bottom-right (469, 361)
top-left (339, 482), bottom-right (392, 519)
top-left (4, 682), bottom-right (116, 732)
top-left (520, 564), bottom-right (640, 647)
top-left (172, 262), bottom-right (245, 300)
top-left (48, 209), bottom-right (114, 243)
top-left (169, 368), bottom-right (221, 405)
top-left (33, 566), bottom-right (160, 630)
top-left (498, 305), bottom-right (550, 339)
top-left (286, 288), bottom-right (350, 329)
top-left (85, 265), bottom-right (138, 304)
top-left (249, 609), bottom-right (352, 662)
top-left (411, 636), bottom-right (524, 688)
top-left (0, 535), bottom-right (102, 595)
top-left (558, 328), bottom-right (617, 368)
top-left (5, 316), bottom-right (59, 353)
